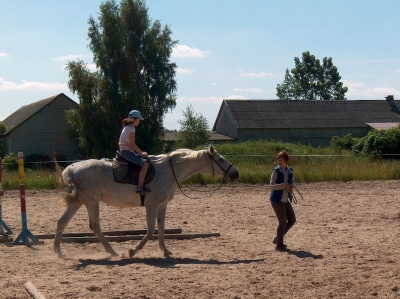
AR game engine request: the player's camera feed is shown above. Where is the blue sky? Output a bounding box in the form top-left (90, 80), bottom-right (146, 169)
top-left (1, 0), bottom-right (400, 130)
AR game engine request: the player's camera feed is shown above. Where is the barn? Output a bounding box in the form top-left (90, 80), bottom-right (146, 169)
top-left (212, 95), bottom-right (400, 147)
top-left (1, 93), bottom-right (79, 160)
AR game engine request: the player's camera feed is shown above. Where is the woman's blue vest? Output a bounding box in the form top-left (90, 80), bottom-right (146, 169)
top-left (270, 166), bottom-right (294, 202)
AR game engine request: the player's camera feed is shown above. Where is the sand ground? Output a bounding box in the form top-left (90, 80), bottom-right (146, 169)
top-left (0, 181), bottom-right (399, 298)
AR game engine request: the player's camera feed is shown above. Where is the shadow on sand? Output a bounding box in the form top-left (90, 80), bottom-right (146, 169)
top-left (287, 250), bottom-right (323, 259)
top-left (75, 257), bottom-right (266, 270)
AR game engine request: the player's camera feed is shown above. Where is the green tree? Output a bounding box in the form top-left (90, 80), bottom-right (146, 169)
top-left (66, 0), bottom-right (177, 158)
top-left (276, 51), bottom-right (348, 101)
top-left (177, 104), bottom-right (210, 149)
top-left (0, 122), bottom-right (5, 135)
top-left (0, 121), bottom-right (6, 156)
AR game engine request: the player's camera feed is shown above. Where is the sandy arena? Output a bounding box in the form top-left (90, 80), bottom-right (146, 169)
top-left (0, 181), bottom-right (399, 298)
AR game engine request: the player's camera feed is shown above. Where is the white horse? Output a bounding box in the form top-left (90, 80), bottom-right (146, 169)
top-left (54, 145), bottom-right (239, 258)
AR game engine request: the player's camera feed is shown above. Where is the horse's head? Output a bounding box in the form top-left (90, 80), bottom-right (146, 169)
top-left (207, 145), bottom-right (240, 182)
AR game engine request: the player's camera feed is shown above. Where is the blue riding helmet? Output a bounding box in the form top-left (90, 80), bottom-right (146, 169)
top-left (128, 110), bottom-right (144, 120)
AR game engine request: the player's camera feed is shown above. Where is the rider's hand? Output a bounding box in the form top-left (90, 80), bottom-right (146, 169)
top-left (141, 152), bottom-right (149, 158)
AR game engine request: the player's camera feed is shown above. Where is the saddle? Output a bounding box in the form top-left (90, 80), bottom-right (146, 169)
top-left (112, 151), bottom-right (155, 185)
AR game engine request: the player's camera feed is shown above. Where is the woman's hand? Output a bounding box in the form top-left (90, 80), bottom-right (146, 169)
top-left (285, 183), bottom-right (293, 193)
top-left (141, 152), bottom-right (149, 158)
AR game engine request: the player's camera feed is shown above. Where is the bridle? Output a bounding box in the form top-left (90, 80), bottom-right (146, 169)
top-left (169, 151), bottom-right (235, 199)
top-left (208, 152), bottom-right (234, 183)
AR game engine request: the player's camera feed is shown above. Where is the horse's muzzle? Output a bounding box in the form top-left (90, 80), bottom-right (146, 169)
top-left (229, 170), bottom-right (240, 182)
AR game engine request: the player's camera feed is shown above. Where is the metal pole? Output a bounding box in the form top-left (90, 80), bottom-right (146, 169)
top-left (12, 152), bottom-right (40, 245)
top-left (0, 156), bottom-right (12, 235)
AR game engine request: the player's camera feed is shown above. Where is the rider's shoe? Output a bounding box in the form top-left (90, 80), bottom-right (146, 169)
top-left (136, 186), bottom-right (151, 194)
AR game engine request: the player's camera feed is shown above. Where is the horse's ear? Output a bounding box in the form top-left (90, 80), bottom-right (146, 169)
top-left (208, 144), bottom-right (215, 155)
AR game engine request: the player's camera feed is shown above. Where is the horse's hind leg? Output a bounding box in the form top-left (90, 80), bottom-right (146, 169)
top-left (129, 206), bottom-right (157, 258)
top-left (157, 206), bottom-right (172, 257)
top-left (54, 200), bottom-right (83, 258)
top-left (86, 203), bottom-right (118, 257)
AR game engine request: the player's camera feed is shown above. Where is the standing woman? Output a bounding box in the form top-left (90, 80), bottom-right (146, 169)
top-left (269, 150), bottom-right (296, 251)
top-left (118, 110), bottom-right (151, 194)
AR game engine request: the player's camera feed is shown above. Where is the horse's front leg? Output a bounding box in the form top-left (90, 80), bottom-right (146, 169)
top-left (87, 203), bottom-right (118, 257)
top-left (129, 206), bottom-right (157, 258)
top-left (157, 206), bottom-right (172, 257)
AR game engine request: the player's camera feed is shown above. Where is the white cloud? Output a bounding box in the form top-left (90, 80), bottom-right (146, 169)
top-left (342, 80), bottom-right (366, 89)
top-left (211, 82), bottom-right (220, 86)
top-left (342, 80), bottom-right (399, 99)
top-left (395, 69), bottom-right (400, 73)
top-left (0, 78), bottom-right (67, 91)
top-left (357, 87), bottom-right (399, 98)
top-left (341, 58), bottom-right (400, 64)
top-left (61, 63), bottom-right (97, 71)
top-left (176, 67), bottom-right (194, 74)
top-left (239, 71), bottom-right (276, 78)
top-left (177, 94), bottom-right (249, 104)
top-left (232, 87), bottom-right (264, 93)
top-left (172, 45), bottom-right (210, 58)
top-left (86, 63), bottom-right (97, 71)
top-left (177, 95), bottom-right (222, 104)
top-left (0, 52), bottom-right (9, 57)
top-left (177, 94), bottom-right (250, 103)
top-left (51, 54), bottom-right (88, 61)
top-left (225, 94), bottom-right (248, 100)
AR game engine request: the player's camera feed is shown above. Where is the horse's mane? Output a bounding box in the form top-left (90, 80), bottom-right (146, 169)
top-left (150, 148), bottom-right (206, 165)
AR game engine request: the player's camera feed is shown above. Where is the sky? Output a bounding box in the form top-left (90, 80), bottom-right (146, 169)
top-left (1, 0), bottom-right (400, 130)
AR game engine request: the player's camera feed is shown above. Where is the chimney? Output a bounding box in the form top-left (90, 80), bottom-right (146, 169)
top-left (385, 95), bottom-right (399, 114)
top-left (385, 95), bottom-right (394, 101)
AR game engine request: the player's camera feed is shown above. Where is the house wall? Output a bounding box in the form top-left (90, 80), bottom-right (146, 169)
top-left (3, 95), bottom-right (79, 159)
top-left (213, 105), bottom-right (237, 138)
top-left (236, 127), bottom-right (370, 147)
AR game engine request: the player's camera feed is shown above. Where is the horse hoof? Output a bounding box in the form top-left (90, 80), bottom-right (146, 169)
top-left (110, 252), bottom-right (119, 258)
top-left (54, 248), bottom-right (64, 259)
top-left (164, 250), bottom-right (172, 257)
top-left (128, 248), bottom-right (135, 258)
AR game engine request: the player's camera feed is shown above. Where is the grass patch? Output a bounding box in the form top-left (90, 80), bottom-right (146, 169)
top-left (1, 140), bottom-right (399, 190)
top-left (1, 169), bottom-right (60, 190)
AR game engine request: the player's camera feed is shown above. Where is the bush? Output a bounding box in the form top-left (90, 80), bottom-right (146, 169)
top-left (2, 152), bottom-right (18, 170)
top-left (352, 128), bottom-right (400, 157)
top-left (330, 134), bottom-right (358, 151)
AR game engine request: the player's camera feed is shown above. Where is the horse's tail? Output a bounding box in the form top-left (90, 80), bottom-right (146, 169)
top-left (56, 162), bottom-right (79, 206)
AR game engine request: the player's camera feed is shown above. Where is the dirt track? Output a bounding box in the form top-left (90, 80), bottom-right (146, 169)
top-left (0, 181), bottom-right (399, 298)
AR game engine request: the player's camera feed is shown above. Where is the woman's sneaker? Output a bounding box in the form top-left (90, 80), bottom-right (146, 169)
top-left (275, 243), bottom-right (288, 251)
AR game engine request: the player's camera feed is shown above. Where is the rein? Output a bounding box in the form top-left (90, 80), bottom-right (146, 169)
top-left (169, 152), bottom-right (234, 199)
top-left (291, 185), bottom-right (304, 204)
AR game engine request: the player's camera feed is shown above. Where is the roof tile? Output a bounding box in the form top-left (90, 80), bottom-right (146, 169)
top-left (222, 100), bottom-right (400, 129)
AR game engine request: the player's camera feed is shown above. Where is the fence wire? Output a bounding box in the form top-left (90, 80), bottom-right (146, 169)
top-left (1, 153), bottom-right (399, 167)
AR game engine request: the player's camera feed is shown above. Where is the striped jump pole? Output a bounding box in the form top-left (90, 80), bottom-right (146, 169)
top-left (0, 156), bottom-right (12, 235)
top-left (12, 152), bottom-right (40, 245)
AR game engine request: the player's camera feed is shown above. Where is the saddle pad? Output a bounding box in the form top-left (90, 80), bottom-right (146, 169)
top-left (112, 159), bottom-right (155, 185)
